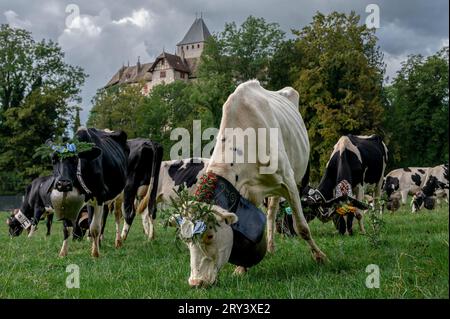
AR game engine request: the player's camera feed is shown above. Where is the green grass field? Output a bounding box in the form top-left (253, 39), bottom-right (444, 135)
top-left (0, 203), bottom-right (448, 299)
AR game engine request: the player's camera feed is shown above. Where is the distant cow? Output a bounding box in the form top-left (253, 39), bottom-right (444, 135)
top-left (306, 135), bottom-right (388, 235)
top-left (383, 167), bottom-right (429, 210)
top-left (50, 127), bottom-right (129, 257)
top-left (137, 157), bottom-right (209, 239)
top-left (412, 164), bottom-right (449, 212)
top-left (6, 176), bottom-right (55, 237)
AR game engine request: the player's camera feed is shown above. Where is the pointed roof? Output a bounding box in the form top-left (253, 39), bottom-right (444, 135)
top-left (150, 52), bottom-right (190, 73)
top-left (177, 17), bottom-right (211, 46)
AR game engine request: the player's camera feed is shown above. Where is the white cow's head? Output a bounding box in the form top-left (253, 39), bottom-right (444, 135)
top-left (169, 201), bottom-right (238, 287)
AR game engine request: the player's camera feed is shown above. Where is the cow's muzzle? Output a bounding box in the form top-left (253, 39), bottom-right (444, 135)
top-left (55, 180), bottom-right (73, 192)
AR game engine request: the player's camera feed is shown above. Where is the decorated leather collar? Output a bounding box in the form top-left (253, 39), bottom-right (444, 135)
top-left (195, 172), bottom-right (266, 244)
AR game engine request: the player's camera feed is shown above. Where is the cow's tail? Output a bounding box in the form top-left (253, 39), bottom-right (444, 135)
top-left (137, 189), bottom-right (149, 215)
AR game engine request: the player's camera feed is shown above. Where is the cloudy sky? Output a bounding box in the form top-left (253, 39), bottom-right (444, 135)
top-left (0, 0), bottom-right (448, 124)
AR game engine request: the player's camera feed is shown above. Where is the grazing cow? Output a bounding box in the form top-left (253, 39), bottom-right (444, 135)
top-left (383, 167), bottom-right (429, 210)
top-left (117, 138), bottom-right (163, 244)
top-left (137, 157), bottom-right (209, 240)
top-left (168, 80), bottom-right (325, 287)
top-left (6, 176), bottom-right (55, 237)
top-left (412, 164), bottom-right (449, 212)
top-left (306, 135), bottom-right (388, 235)
top-left (50, 127), bottom-right (129, 257)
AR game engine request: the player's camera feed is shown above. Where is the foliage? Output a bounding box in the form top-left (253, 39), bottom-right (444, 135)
top-left (290, 12), bottom-right (386, 182)
top-left (194, 16), bottom-right (285, 126)
top-left (0, 24), bottom-right (86, 193)
top-left (88, 83), bottom-right (145, 138)
top-left (383, 47), bottom-right (449, 170)
top-left (33, 138), bottom-right (94, 161)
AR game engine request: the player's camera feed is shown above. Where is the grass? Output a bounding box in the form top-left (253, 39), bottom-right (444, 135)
top-left (0, 202), bottom-right (448, 299)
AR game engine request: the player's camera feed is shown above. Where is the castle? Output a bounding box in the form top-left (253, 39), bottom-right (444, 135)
top-left (105, 17), bottom-right (211, 94)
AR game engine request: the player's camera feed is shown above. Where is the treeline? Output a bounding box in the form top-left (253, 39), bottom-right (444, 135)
top-left (0, 12), bottom-right (448, 194)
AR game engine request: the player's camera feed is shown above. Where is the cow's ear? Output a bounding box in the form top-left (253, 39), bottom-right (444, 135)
top-left (79, 146), bottom-right (102, 161)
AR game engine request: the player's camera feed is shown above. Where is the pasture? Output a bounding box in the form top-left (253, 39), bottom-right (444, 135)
top-left (0, 203), bottom-right (448, 299)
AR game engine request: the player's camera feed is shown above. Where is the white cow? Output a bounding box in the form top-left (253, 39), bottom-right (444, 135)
top-left (171, 80), bottom-right (326, 287)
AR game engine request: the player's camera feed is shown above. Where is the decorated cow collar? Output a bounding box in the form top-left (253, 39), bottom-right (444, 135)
top-left (14, 210), bottom-right (32, 230)
top-left (35, 138), bottom-right (95, 161)
top-left (194, 172), bottom-right (266, 244)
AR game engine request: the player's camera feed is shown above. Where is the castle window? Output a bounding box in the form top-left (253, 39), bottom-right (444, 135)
top-left (160, 71), bottom-right (166, 78)
top-left (197, 44), bottom-right (200, 48)
top-left (186, 45), bottom-right (189, 50)
top-left (180, 72), bottom-right (185, 79)
top-left (192, 44), bottom-right (194, 49)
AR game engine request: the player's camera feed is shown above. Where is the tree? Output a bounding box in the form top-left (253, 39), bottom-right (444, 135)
top-left (0, 24), bottom-right (87, 193)
top-left (88, 83), bottom-right (145, 138)
top-left (194, 16), bottom-right (285, 127)
top-left (291, 12), bottom-right (386, 182)
top-left (384, 47), bottom-right (449, 169)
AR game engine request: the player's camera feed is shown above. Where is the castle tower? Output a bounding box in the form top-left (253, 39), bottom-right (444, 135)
top-left (176, 17), bottom-right (211, 59)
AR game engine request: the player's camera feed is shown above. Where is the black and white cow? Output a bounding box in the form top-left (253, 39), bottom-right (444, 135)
top-left (412, 164), bottom-right (449, 212)
top-left (6, 176), bottom-right (55, 237)
top-left (50, 127), bottom-right (129, 257)
top-left (306, 134), bottom-right (388, 235)
top-left (382, 167), bottom-right (429, 211)
top-left (118, 138), bottom-right (163, 244)
top-left (137, 157), bottom-right (209, 239)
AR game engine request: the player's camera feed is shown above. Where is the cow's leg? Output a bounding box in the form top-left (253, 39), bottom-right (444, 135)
top-left (100, 204), bottom-right (109, 243)
top-left (400, 190), bottom-right (409, 205)
top-left (29, 207), bottom-right (44, 238)
top-left (46, 213), bottom-right (54, 236)
top-left (114, 204), bottom-right (123, 248)
top-left (355, 185), bottom-right (366, 234)
top-left (266, 196), bottom-right (280, 253)
top-left (121, 184), bottom-right (138, 241)
top-left (141, 208), bottom-right (150, 236)
top-left (284, 179), bottom-right (326, 263)
top-left (90, 204), bottom-right (103, 258)
top-left (59, 219), bottom-right (72, 257)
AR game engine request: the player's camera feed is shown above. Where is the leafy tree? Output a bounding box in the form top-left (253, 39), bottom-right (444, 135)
top-left (194, 16), bottom-right (285, 127)
top-left (137, 81), bottom-right (213, 160)
top-left (291, 12), bottom-right (386, 182)
top-left (88, 83), bottom-right (145, 138)
top-left (0, 24), bottom-right (87, 193)
top-left (267, 39), bottom-right (300, 90)
top-left (384, 47), bottom-right (449, 169)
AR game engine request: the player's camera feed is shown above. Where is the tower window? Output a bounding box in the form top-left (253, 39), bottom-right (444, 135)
top-left (192, 44), bottom-right (194, 49)
top-left (180, 72), bottom-right (185, 79)
top-left (186, 45), bottom-right (189, 50)
top-left (198, 44), bottom-right (200, 48)
top-left (160, 71), bottom-right (166, 78)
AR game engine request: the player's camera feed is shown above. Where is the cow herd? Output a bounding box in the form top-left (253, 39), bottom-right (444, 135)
top-left (4, 80), bottom-right (449, 288)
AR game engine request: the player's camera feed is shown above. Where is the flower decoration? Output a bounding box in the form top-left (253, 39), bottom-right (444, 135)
top-left (335, 204), bottom-right (357, 216)
top-left (34, 138), bottom-right (94, 161)
top-left (162, 185), bottom-right (219, 244)
top-left (195, 172), bottom-right (218, 203)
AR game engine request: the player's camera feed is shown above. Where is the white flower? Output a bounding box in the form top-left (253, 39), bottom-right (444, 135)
top-left (180, 219), bottom-right (195, 239)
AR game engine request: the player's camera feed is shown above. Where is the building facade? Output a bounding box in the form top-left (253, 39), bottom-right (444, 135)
top-left (105, 17), bottom-right (211, 94)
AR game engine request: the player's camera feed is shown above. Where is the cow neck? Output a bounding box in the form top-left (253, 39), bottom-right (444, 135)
top-left (195, 172), bottom-right (240, 213)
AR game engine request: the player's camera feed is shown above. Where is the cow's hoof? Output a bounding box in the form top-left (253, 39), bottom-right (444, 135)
top-left (313, 251), bottom-right (327, 264)
top-left (233, 266), bottom-right (247, 276)
top-left (59, 251), bottom-right (67, 258)
top-left (91, 250), bottom-right (100, 258)
top-left (115, 238), bottom-right (122, 248)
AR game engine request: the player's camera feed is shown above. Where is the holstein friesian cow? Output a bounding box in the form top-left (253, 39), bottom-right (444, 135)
top-left (383, 167), bottom-right (429, 211)
top-left (168, 80), bottom-right (326, 287)
top-left (50, 127), bottom-right (129, 257)
top-left (137, 157), bottom-right (209, 240)
top-left (117, 138), bottom-right (163, 245)
top-left (412, 164), bottom-right (449, 212)
top-left (306, 135), bottom-right (388, 235)
top-left (6, 176), bottom-right (55, 237)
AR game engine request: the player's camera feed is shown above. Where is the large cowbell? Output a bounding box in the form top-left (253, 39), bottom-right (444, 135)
top-left (212, 175), bottom-right (267, 268)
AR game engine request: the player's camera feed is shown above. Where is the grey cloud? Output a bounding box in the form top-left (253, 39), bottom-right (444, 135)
top-left (0, 0), bottom-right (448, 123)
